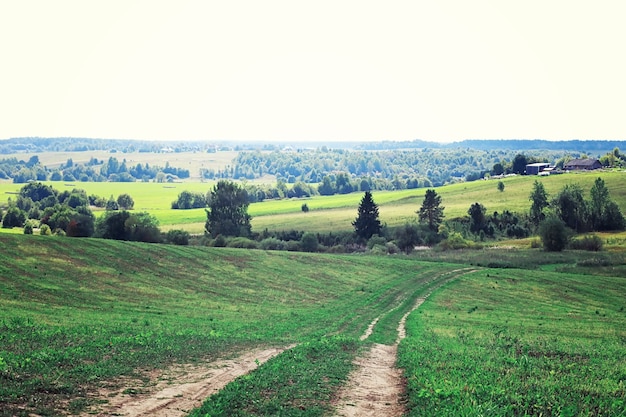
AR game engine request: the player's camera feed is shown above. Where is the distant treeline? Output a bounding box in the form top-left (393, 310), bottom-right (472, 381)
top-left (1, 137), bottom-right (625, 188)
top-left (3, 137), bottom-right (626, 154)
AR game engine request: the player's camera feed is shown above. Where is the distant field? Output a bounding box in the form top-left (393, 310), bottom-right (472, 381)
top-left (4, 150), bottom-right (239, 180)
top-left (1, 170), bottom-right (625, 234)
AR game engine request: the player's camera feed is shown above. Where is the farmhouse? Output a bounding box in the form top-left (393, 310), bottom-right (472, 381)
top-left (525, 162), bottom-right (550, 175)
top-left (564, 158), bottom-right (602, 171)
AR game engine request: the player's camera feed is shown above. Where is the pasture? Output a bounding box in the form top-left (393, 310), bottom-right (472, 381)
top-left (1, 232), bottom-right (626, 415)
top-left (2, 169), bottom-right (624, 235)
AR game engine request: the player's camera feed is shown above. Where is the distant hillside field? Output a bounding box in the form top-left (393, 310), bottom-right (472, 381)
top-left (1, 170), bottom-right (625, 234)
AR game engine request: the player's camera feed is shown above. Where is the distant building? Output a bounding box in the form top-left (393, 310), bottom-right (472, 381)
top-left (526, 162), bottom-right (550, 175)
top-left (564, 158), bottom-right (602, 171)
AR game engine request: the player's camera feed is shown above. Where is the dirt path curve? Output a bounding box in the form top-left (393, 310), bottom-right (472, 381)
top-left (333, 269), bottom-right (476, 416)
top-left (83, 346), bottom-right (292, 417)
top-left (332, 297), bottom-right (426, 417)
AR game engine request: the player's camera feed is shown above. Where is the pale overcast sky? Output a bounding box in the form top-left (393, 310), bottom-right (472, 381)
top-left (1, 1), bottom-right (625, 142)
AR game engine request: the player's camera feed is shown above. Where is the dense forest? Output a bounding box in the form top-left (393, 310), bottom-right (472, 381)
top-left (1, 138), bottom-right (625, 194)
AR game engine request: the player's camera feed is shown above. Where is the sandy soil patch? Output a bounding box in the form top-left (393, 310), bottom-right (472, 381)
top-left (83, 346), bottom-right (292, 417)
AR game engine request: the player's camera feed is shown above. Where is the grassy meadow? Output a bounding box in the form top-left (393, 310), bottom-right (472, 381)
top-left (399, 267), bottom-right (626, 416)
top-left (2, 165), bottom-right (626, 415)
top-left (0, 233), bottom-right (462, 416)
top-left (2, 169), bottom-right (624, 235)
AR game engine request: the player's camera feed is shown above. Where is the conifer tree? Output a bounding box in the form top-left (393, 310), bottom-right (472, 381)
top-left (418, 189), bottom-right (444, 231)
top-left (352, 191), bottom-right (382, 240)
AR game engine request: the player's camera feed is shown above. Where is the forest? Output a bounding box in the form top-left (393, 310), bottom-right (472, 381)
top-left (2, 138), bottom-right (626, 193)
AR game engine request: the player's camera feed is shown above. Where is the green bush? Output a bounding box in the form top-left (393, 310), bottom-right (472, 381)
top-left (39, 224), bottom-right (52, 236)
top-left (165, 229), bottom-right (190, 245)
top-left (301, 232), bottom-right (319, 252)
top-left (226, 237), bottom-right (259, 249)
top-left (367, 234), bottom-right (387, 249)
top-left (569, 234), bottom-right (603, 251)
top-left (538, 217), bottom-right (570, 252)
top-left (259, 237), bottom-right (287, 251)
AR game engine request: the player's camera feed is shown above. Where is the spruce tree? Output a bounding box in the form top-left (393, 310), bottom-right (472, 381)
top-left (418, 189), bottom-right (444, 231)
top-left (352, 191), bottom-right (382, 240)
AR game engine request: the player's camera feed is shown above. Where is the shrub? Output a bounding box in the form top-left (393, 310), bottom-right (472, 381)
top-left (438, 232), bottom-right (473, 250)
top-left (39, 224), bottom-right (52, 236)
top-left (259, 237), bottom-right (287, 251)
top-left (165, 229), bottom-right (190, 245)
top-left (367, 234), bottom-right (387, 249)
top-left (285, 240), bottom-right (301, 252)
top-left (226, 237), bottom-right (259, 249)
top-left (569, 234), bottom-right (603, 251)
top-left (538, 217), bottom-right (570, 252)
top-left (212, 235), bottom-right (227, 247)
top-left (301, 232), bottom-right (319, 252)
top-left (23, 223), bottom-right (33, 234)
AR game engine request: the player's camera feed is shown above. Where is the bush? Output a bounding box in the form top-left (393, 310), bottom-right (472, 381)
top-left (301, 232), bottom-right (319, 252)
top-left (259, 237), bottom-right (287, 251)
top-left (212, 235), bottom-right (227, 247)
top-left (165, 229), bottom-right (190, 245)
top-left (538, 217), bottom-right (570, 252)
top-left (23, 223), bottom-right (33, 234)
top-left (569, 234), bottom-right (603, 251)
top-left (367, 234), bottom-right (387, 249)
top-left (438, 232), bottom-right (473, 251)
top-left (226, 237), bottom-right (259, 249)
top-left (39, 224), bottom-right (52, 236)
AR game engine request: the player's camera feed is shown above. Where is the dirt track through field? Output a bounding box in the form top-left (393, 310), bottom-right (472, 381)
top-left (332, 297), bottom-right (426, 417)
top-left (333, 269), bottom-right (475, 416)
top-left (84, 346), bottom-right (291, 417)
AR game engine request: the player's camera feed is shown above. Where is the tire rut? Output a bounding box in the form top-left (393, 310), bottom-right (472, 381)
top-left (333, 268), bottom-right (476, 417)
top-left (83, 346), bottom-right (293, 417)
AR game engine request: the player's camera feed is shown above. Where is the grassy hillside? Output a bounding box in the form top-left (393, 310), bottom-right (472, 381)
top-left (0, 233), bottom-right (457, 415)
top-left (2, 232), bottom-right (626, 415)
top-left (1, 170), bottom-right (625, 235)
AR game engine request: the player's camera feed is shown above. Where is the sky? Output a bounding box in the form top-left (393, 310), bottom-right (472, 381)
top-left (1, 1), bottom-right (626, 143)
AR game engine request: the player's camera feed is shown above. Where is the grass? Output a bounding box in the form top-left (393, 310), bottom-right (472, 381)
top-left (398, 268), bottom-right (626, 416)
top-left (0, 233), bottom-right (461, 416)
top-left (1, 170), bottom-right (625, 234)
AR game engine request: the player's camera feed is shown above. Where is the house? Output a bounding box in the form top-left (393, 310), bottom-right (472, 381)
top-left (564, 158), bottom-right (602, 171)
top-left (526, 162), bottom-right (550, 175)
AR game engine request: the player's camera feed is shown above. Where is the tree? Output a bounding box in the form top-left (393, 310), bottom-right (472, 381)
top-left (529, 180), bottom-right (549, 226)
top-left (511, 154), bottom-right (528, 174)
top-left (468, 202), bottom-right (487, 234)
top-left (395, 223), bottom-right (422, 254)
top-left (117, 193), bottom-right (135, 210)
top-left (552, 184), bottom-right (588, 232)
top-left (497, 181), bottom-right (505, 192)
top-left (352, 191), bottom-right (382, 240)
top-left (205, 180), bottom-right (252, 238)
top-left (538, 217), bottom-right (569, 252)
top-left (418, 189), bottom-right (444, 232)
top-left (589, 177), bottom-right (625, 231)
top-left (300, 232), bottom-right (318, 252)
top-left (94, 210), bottom-right (160, 242)
top-left (2, 206), bottom-right (26, 228)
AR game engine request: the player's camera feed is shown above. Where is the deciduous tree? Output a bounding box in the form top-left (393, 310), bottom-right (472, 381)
top-left (205, 180), bottom-right (252, 238)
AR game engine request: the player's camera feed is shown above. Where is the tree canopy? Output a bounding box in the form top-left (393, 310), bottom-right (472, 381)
top-left (205, 180), bottom-right (252, 238)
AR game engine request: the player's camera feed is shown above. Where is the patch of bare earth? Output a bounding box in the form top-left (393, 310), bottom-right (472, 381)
top-left (332, 297), bottom-right (428, 417)
top-left (82, 346), bottom-right (292, 417)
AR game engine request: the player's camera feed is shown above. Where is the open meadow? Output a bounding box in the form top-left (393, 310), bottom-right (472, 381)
top-left (1, 231), bottom-right (625, 415)
top-left (2, 169), bottom-right (625, 235)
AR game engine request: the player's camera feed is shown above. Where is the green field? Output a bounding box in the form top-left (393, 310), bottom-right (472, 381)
top-left (1, 232), bottom-right (626, 415)
top-left (3, 169), bottom-right (624, 235)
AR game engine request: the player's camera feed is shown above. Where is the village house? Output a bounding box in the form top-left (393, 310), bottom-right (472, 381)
top-left (564, 158), bottom-right (602, 171)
